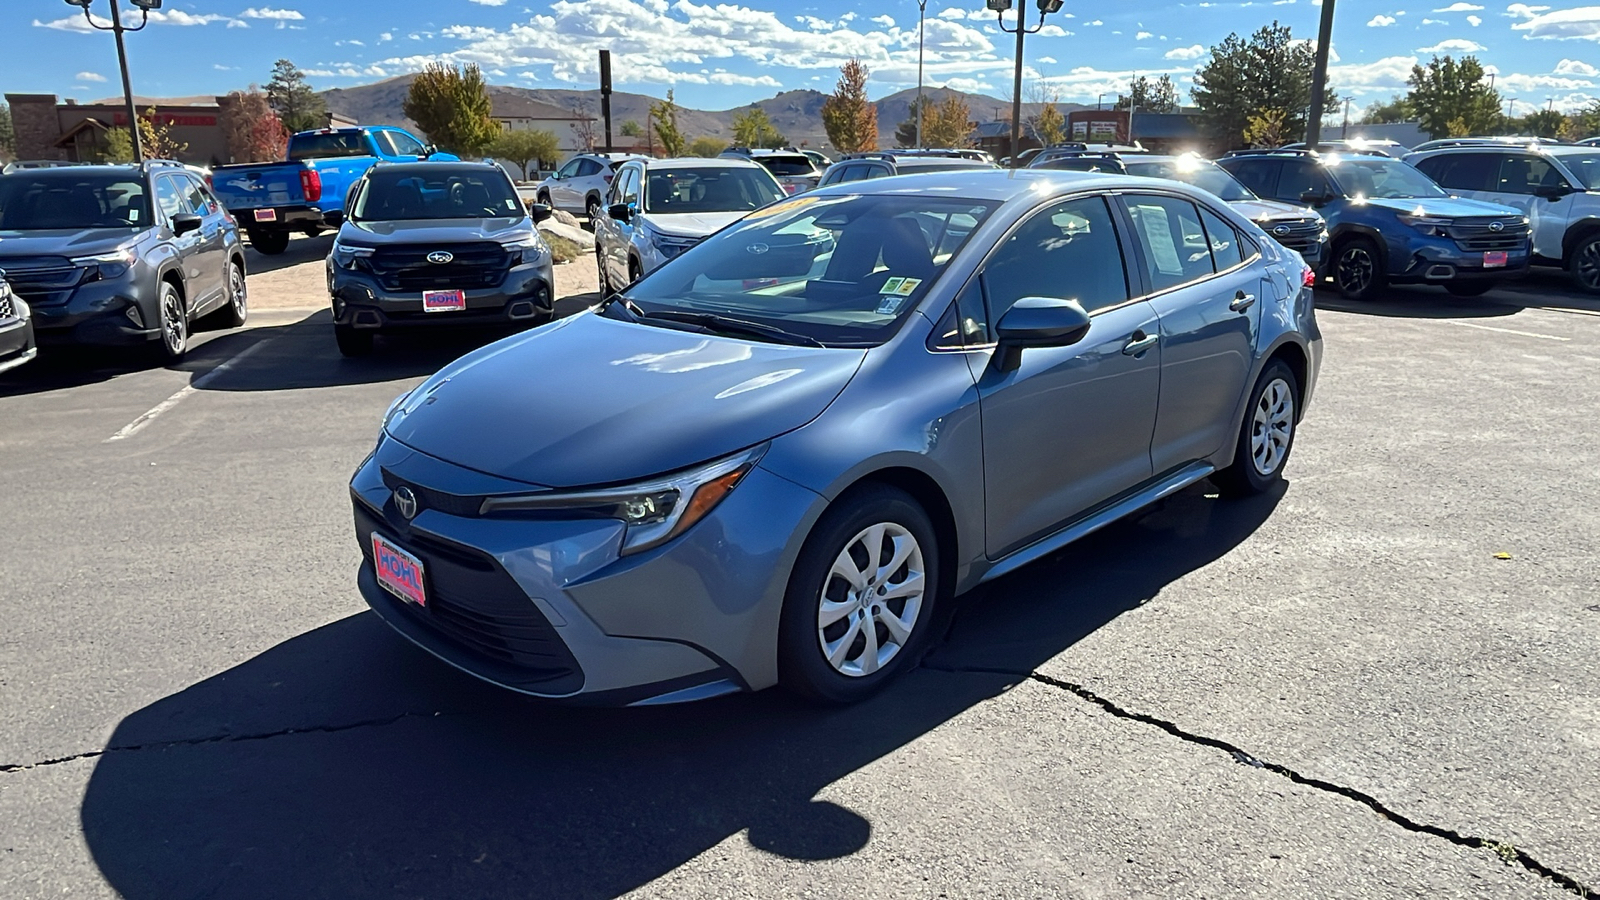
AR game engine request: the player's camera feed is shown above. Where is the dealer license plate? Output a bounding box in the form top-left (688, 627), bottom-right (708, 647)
top-left (372, 534), bottom-right (427, 607)
top-left (253, 209), bottom-right (277, 222)
top-left (422, 289), bottom-right (466, 313)
top-left (1484, 251), bottom-right (1508, 268)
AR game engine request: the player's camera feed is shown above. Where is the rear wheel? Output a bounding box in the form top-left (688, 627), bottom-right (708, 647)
top-left (1333, 237), bottom-right (1385, 301)
top-left (1571, 233), bottom-right (1600, 295)
top-left (537, 190), bottom-right (552, 208)
top-left (1214, 359), bottom-right (1300, 497)
top-left (1445, 281), bottom-right (1494, 298)
top-left (248, 229), bottom-right (290, 255)
top-left (778, 485), bottom-right (940, 704)
top-left (628, 257), bottom-right (643, 287)
top-left (595, 249), bottom-right (614, 299)
top-left (334, 325), bottom-right (374, 357)
top-left (216, 259), bottom-right (249, 327)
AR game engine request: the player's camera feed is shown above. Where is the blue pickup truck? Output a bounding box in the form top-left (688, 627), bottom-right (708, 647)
top-left (210, 126), bottom-right (457, 254)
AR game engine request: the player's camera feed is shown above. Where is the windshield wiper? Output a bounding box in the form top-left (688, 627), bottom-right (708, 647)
top-left (599, 294), bottom-right (647, 321)
top-left (641, 310), bottom-right (825, 348)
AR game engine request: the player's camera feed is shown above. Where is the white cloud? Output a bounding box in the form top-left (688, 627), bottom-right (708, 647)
top-left (1467, 15), bottom-right (1482, 25)
top-left (1328, 55), bottom-right (1420, 95)
top-left (469, 0), bottom-right (509, 4)
top-left (1513, 6), bottom-right (1600, 41)
top-left (1165, 44), bottom-right (1206, 59)
top-left (75, 71), bottom-right (106, 82)
top-left (871, 14), bottom-right (895, 27)
top-left (1432, 2), bottom-right (1483, 10)
top-left (239, 7), bottom-right (304, 19)
top-left (1495, 72), bottom-right (1595, 91)
top-left (37, 9), bottom-right (237, 29)
top-left (1555, 58), bottom-right (1600, 76)
top-left (1037, 56), bottom-right (1057, 64)
top-left (1503, 3), bottom-right (1549, 19)
top-left (379, 31), bottom-right (393, 41)
top-left (1416, 38), bottom-right (1487, 51)
top-left (1368, 14), bottom-right (1397, 26)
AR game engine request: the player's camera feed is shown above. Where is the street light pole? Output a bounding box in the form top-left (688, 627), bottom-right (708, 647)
top-left (68, 0), bottom-right (156, 163)
top-left (1304, 0), bottom-right (1336, 149)
top-left (915, 0), bottom-right (928, 149)
top-left (995, 0), bottom-right (1064, 167)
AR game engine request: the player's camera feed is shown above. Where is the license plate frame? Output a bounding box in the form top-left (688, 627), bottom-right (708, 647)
top-left (253, 208), bottom-right (278, 223)
top-left (1483, 250), bottom-right (1508, 268)
top-left (422, 289), bottom-right (466, 313)
top-left (372, 533), bottom-right (427, 607)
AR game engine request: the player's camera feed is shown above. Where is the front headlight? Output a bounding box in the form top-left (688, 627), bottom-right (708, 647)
top-left (479, 444), bottom-right (768, 555)
top-left (331, 241), bottom-right (375, 269)
top-left (502, 235), bottom-right (548, 266)
top-left (645, 227), bottom-right (701, 260)
top-left (70, 247), bottom-right (138, 280)
top-left (1397, 214), bottom-right (1452, 236)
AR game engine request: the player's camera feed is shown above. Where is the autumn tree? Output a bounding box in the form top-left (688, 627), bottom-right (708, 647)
top-left (1560, 100), bottom-right (1600, 141)
top-left (1520, 109), bottom-right (1565, 139)
top-left (1405, 56), bottom-right (1503, 139)
top-left (104, 108), bottom-right (189, 162)
top-left (265, 59), bottom-right (328, 133)
top-left (490, 128), bottom-right (561, 178)
top-left (1192, 22), bottom-right (1335, 147)
top-left (688, 136), bottom-right (727, 158)
top-left (568, 102), bottom-right (598, 152)
top-left (1032, 104), bottom-right (1066, 146)
top-left (732, 107), bottom-right (785, 148)
top-left (1115, 75), bottom-right (1179, 113)
top-left (822, 58), bottom-right (878, 153)
top-left (650, 90), bottom-right (685, 157)
top-left (404, 62), bottom-right (498, 155)
top-left (1242, 109), bottom-right (1289, 148)
top-left (220, 88), bottom-right (289, 163)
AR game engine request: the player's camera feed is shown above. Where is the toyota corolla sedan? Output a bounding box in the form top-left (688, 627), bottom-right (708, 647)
top-left (352, 170), bottom-right (1322, 706)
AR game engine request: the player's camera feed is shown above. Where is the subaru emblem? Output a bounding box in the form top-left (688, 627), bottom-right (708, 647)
top-left (1488, 221), bottom-right (1504, 232)
top-left (1273, 224), bottom-right (1291, 236)
top-left (426, 251), bottom-right (454, 265)
top-left (393, 486), bottom-right (419, 520)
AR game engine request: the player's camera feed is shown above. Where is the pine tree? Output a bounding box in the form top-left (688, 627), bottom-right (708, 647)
top-left (403, 63), bottom-right (498, 156)
top-left (822, 59), bottom-right (878, 153)
top-left (265, 60), bottom-right (328, 133)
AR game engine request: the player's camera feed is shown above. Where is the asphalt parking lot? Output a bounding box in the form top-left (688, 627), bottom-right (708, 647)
top-left (2, 234), bottom-right (1598, 898)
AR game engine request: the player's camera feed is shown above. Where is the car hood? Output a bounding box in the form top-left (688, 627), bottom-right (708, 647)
top-left (1227, 198), bottom-right (1320, 223)
top-left (0, 229), bottom-right (141, 259)
top-left (384, 312), bottom-right (867, 488)
top-left (1364, 196), bottom-right (1521, 218)
top-left (344, 217), bottom-right (531, 244)
top-left (642, 210), bottom-right (747, 237)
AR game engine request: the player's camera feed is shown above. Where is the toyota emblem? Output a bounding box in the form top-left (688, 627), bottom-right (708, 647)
top-left (393, 486), bottom-right (419, 520)
top-left (1272, 224), bottom-right (1291, 236)
top-left (1488, 221), bottom-right (1504, 232)
top-left (426, 251), bottom-right (454, 265)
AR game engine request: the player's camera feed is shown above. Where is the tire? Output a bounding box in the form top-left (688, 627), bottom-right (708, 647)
top-left (537, 191), bottom-right (552, 208)
top-left (249, 229), bottom-right (290, 255)
top-left (1571, 232), bottom-right (1600, 295)
top-left (334, 325), bottom-right (374, 357)
top-left (151, 280), bottom-right (189, 363)
top-left (585, 195), bottom-right (603, 228)
top-left (216, 259), bottom-right (249, 328)
top-left (1214, 359), bottom-right (1300, 497)
top-left (595, 249), bottom-right (614, 300)
top-left (1332, 237), bottom-right (1386, 301)
top-left (628, 257), bottom-right (643, 287)
top-left (778, 485), bottom-right (941, 704)
top-left (1445, 280), bottom-right (1494, 298)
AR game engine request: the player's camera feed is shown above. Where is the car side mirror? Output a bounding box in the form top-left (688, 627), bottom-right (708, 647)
top-left (323, 210), bottom-right (345, 227)
top-left (993, 297), bottom-right (1092, 372)
top-left (170, 213), bottom-right (202, 237)
top-left (421, 144), bottom-right (438, 159)
top-left (527, 202), bottom-right (554, 223)
top-left (1298, 190), bottom-right (1333, 206)
top-left (1535, 183), bottom-right (1573, 200)
top-left (608, 202), bottom-right (633, 223)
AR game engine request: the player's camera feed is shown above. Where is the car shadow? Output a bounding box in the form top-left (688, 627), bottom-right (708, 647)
top-left (242, 232), bottom-right (336, 275)
top-left (79, 482), bottom-right (1283, 900)
top-left (1313, 270), bottom-right (1598, 319)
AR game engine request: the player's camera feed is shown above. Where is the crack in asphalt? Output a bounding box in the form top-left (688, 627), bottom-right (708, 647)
top-left (0, 710), bottom-right (444, 775)
top-left (923, 661), bottom-right (1594, 898)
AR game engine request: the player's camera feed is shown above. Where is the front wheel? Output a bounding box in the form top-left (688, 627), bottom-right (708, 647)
top-left (595, 249), bottom-right (614, 300)
top-left (1333, 237), bottom-right (1385, 301)
top-left (778, 485), bottom-right (940, 704)
top-left (585, 196), bottom-right (603, 227)
top-left (151, 281), bottom-right (189, 363)
top-left (1571, 233), bottom-right (1600, 295)
top-left (249, 229), bottom-right (290, 255)
top-left (1445, 280), bottom-right (1494, 298)
top-left (1214, 359), bottom-right (1300, 497)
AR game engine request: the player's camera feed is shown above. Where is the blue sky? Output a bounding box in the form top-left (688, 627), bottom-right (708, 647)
top-left (10, 1), bottom-right (1600, 115)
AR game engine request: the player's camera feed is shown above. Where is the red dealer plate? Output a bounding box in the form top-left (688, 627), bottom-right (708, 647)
top-left (253, 209), bottom-right (277, 222)
top-left (1484, 251), bottom-right (1509, 268)
top-left (423, 289), bottom-right (466, 313)
top-left (372, 534), bottom-right (427, 607)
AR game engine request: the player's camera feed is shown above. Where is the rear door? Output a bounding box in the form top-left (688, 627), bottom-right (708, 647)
top-left (154, 175), bottom-right (208, 305)
top-left (1120, 194), bottom-right (1264, 472)
top-left (1483, 152), bottom-right (1576, 259)
top-left (612, 165), bottom-right (643, 280)
top-left (177, 173), bottom-right (228, 308)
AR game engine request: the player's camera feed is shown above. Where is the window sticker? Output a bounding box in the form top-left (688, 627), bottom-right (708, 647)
top-left (881, 276), bottom-right (906, 294)
top-left (876, 295), bottom-right (907, 315)
top-left (891, 277), bottom-right (921, 296)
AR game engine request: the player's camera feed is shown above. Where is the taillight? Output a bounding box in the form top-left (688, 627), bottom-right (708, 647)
top-left (1302, 265), bottom-right (1317, 288)
top-left (603, 174), bottom-right (614, 183)
top-left (300, 168), bottom-right (323, 203)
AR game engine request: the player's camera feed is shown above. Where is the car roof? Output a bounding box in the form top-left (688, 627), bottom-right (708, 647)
top-left (369, 160), bottom-right (505, 175)
top-left (0, 164), bottom-right (144, 178)
top-left (628, 157), bottom-right (766, 170)
top-left (890, 157), bottom-right (992, 169)
top-left (807, 168), bottom-right (1197, 203)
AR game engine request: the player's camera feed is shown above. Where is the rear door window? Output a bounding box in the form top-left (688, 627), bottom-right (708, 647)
top-left (1275, 160), bottom-right (1333, 203)
top-left (1122, 195), bottom-right (1217, 293)
top-left (1197, 206), bottom-right (1246, 270)
top-left (1415, 152), bottom-right (1496, 192)
top-left (1493, 154), bottom-right (1571, 194)
top-left (1226, 160), bottom-right (1280, 199)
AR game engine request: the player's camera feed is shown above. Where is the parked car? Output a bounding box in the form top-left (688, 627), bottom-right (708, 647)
top-left (593, 157), bottom-right (785, 293)
top-left (1218, 149), bottom-right (1529, 299)
top-left (1579, 136), bottom-right (1600, 147)
top-left (0, 276), bottom-right (36, 375)
top-left (1031, 152), bottom-right (1129, 174)
top-left (326, 161), bottom-right (556, 356)
top-left (351, 169), bottom-right (1322, 705)
top-left (1031, 143), bottom-right (1145, 168)
top-left (1408, 143), bottom-right (1600, 293)
top-left (817, 153), bottom-right (994, 186)
top-left (211, 126), bottom-right (454, 255)
top-left (533, 153), bottom-right (648, 222)
top-left (801, 149), bottom-right (833, 169)
top-left (1124, 154), bottom-right (1329, 268)
top-left (0, 160), bottom-right (248, 361)
top-left (720, 148), bottom-right (824, 194)
top-left (1280, 139), bottom-right (1409, 157)
top-left (1409, 136), bottom-right (1570, 154)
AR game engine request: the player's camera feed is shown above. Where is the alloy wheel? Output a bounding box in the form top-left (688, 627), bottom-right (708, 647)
top-left (586, 197), bottom-right (602, 223)
top-left (817, 522), bottom-right (926, 678)
top-left (1577, 239), bottom-right (1600, 292)
top-left (1337, 246), bottom-right (1374, 296)
top-left (1250, 377), bottom-right (1295, 477)
top-left (161, 290), bottom-right (187, 357)
top-left (229, 264), bottom-right (248, 320)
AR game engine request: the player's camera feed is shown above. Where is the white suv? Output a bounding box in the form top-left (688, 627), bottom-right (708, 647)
top-left (1409, 144), bottom-right (1600, 293)
top-left (534, 153), bottom-right (648, 221)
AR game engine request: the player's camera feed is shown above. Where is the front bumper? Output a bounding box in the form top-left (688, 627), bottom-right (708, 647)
top-left (0, 302), bottom-right (37, 375)
top-left (26, 274), bottom-right (162, 348)
top-left (349, 436), bottom-right (826, 704)
top-left (1388, 235), bottom-right (1531, 284)
top-left (329, 260), bottom-right (556, 331)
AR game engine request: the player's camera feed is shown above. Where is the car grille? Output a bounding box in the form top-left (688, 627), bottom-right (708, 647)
top-left (0, 291), bottom-right (13, 321)
top-left (354, 501), bottom-right (582, 693)
top-left (1264, 219), bottom-right (1324, 252)
top-left (367, 242), bottom-right (511, 293)
top-left (0, 257), bottom-right (84, 307)
top-left (1448, 218), bottom-right (1529, 252)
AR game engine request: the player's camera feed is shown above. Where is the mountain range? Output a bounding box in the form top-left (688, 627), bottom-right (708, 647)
top-left (320, 75), bottom-right (1088, 150)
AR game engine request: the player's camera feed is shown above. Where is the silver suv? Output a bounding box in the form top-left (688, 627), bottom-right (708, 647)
top-left (534, 153), bottom-right (648, 221)
top-left (1409, 144), bottom-right (1600, 293)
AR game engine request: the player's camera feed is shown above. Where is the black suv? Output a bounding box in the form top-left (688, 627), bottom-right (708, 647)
top-left (327, 161), bottom-right (556, 356)
top-left (0, 161), bottom-right (248, 361)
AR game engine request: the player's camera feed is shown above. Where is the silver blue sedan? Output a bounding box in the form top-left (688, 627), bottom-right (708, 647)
top-left (351, 169), bottom-right (1323, 705)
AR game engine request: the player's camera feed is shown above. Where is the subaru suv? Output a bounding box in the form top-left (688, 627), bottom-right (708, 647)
top-left (818, 151), bottom-right (994, 186)
top-left (720, 149), bottom-right (823, 194)
top-left (534, 153), bottom-right (647, 222)
top-left (1408, 144), bottom-right (1600, 293)
top-left (1219, 150), bottom-right (1529, 299)
top-left (0, 161), bottom-right (248, 361)
top-left (1125, 154), bottom-right (1328, 267)
top-left (327, 161), bottom-right (556, 356)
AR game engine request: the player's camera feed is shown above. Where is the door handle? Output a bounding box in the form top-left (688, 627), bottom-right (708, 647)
top-left (1229, 290), bottom-right (1257, 312)
top-left (1122, 332), bottom-right (1158, 356)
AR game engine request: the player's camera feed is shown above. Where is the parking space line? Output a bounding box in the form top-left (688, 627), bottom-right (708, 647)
top-left (104, 339), bottom-right (275, 443)
top-left (1442, 321), bottom-right (1570, 342)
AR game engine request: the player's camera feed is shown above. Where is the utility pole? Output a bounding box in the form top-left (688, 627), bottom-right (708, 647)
top-left (915, 0), bottom-right (929, 149)
top-left (599, 50), bottom-right (614, 153)
top-left (995, 0), bottom-right (1066, 166)
top-left (1304, 0), bottom-right (1336, 149)
top-left (69, 0), bottom-right (158, 163)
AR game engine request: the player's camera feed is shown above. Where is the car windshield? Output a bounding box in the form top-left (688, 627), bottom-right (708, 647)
top-left (756, 156), bottom-right (816, 177)
top-left (0, 172), bottom-right (151, 230)
top-left (622, 193), bottom-right (999, 346)
top-left (353, 169), bottom-right (524, 221)
top-left (1036, 157), bottom-right (1128, 174)
top-left (643, 166), bottom-right (785, 213)
top-left (287, 132), bottom-right (374, 161)
top-left (1326, 157), bottom-right (1447, 199)
top-left (1552, 151), bottom-right (1600, 189)
top-left (1126, 159), bottom-right (1254, 201)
